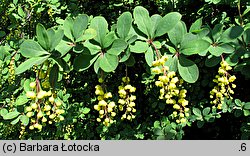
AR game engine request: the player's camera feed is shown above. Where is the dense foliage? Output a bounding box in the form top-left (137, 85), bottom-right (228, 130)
top-left (0, 0), bottom-right (250, 140)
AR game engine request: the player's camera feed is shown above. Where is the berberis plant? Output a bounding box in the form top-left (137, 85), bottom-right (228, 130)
top-left (0, 0), bottom-right (250, 140)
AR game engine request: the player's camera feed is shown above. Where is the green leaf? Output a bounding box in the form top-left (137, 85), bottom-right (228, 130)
top-left (63, 16), bottom-right (74, 42)
top-left (220, 26), bottom-right (244, 43)
top-left (3, 111), bottom-right (20, 120)
top-left (23, 79), bottom-right (31, 92)
top-left (103, 31), bottom-right (116, 48)
top-left (49, 29), bottom-right (64, 51)
top-left (130, 41), bottom-right (148, 53)
top-left (82, 108), bottom-right (90, 114)
top-left (0, 31), bottom-right (6, 38)
top-left (154, 128), bottom-right (164, 136)
top-left (124, 55), bottom-right (135, 67)
top-left (107, 39), bottom-right (127, 56)
top-left (205, 55), bottom-right (221, 67)
top-left (17, 6), bottom-right (25, 17)
top-left (15, 95), bottom-right (29, 106)
top-left (225, 50), bottom-right (243, 66)
top-left (120, 48), bottom-right (131, 62)
top-left (99, 53), bottom-right (118, 72)
top-left (178, 56), bottom-right (199, 83)
top-left (55, 40), bottom-right (73, 56)
top-left (127, 35), bottom-right (137, 44)
top-left (242, 7), bottom-right (250, 17)
top-left (244, 102), bottom-right (250, 110)
top-left (243, 110), bottom-right (250, 116)
top-left (73, 14), bottom-right (89, 40)
top-left (212, 24), bottom-right (224, 42)
top-left (234, 109), bottom-right (242, 117)
top-left (154, 121), bottom-right (161, 128)
top-left (11, 115), bottom-right (21, 125)
top-left (117, 12), bottom-right (132, 39)
top-left (151, 14), bottom-right (162, 38)
top-left (209, 44), bottom-right (234, 57)
top-left (193, 108), bottom-right (202, 117)
top-left (189, 18), bottom-right (202, 33)
top-left (73, 51), bottom-right (100, 71)
top-left (36, 23), bottom-right (50, 50)
top-left (0, 108), bottom-right (8, 116)
top-left (90, 16), bottom-right (108, 47)
top-left (15, 56), bottom-right (49, 75)
top-left (235, 99), bottom-right (242, 107)
top-left (84, 40), bottom-right (101, 55)
top-left (82, 28), bottom-right (97, 41)
top-left (20, 115), bottom-right (29, 126)
top-left (145, 46), bottom-right (154, 67)
top-left (133, 6), bottom-right (152, 38)
top-left (0, 46), bottom-right (10, 60)
top-left (53, 57), bottom-right (70, 72)
top-left (49, 64), bottom-right (59, 88)
top-left (94, 56), bottom-right (101, 73)
top-left (244, 28), bottom-right (250, 44)
top-left (20, 40), bottom-right (49, 58)
top-left (180, 39), bottom-right (210, 55)
top-left (73, 43), bottom-right (84, 53)
top-left (164, 55), bottom-right (178, 72)
top-left (13, 0), bottom-right (19, 5)
top-left (155, 12), bottom-right (182, 37)
top-left (202, 107), bottom-right (211, 116)
top-left (168, 21), bottom-right (187, 47)
top-left (197, 121), bottom-right (204, 128)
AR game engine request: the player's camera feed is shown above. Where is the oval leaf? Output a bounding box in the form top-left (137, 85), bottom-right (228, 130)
top-left (89, 16), bottom-right (108, 47)
top-left (36, 23), bottom-right (50, 50)
top-left (74, 51), bottom-right (100, 71)
top-left (178, 56), bottom-right (199, 83)
top-left (180, 39), bottom-right (210, 56)
top-left (145, 46), bottom-right (154, 67)
top-left (130, 41), bottom-right (149, 53)
top-left (49, 64), bottom-right (59, 88)
top-left (15, 56), bottom-right (49, 75)
top-left (117, 12), bottom-right (132, 39)
top-left (168, 21), bottom-right (187, 47)
top-left (220, 26), bottom-right (244, 43)
top-left (155, 12), bottom-right (182, 37)
top-left (3, 111), bottom-right (20, 120)
top-left (133, 6), bottom-right (152, 38)
top-left (107, 39), bottom-right (127, 56)
top-left (20, 40), bottom-right (49, 58)
top-left (99, 53), bottom-right (118, 72)
top-left (63, 16), bottom-right (74, 42)
top-left (73, 14), bottom-right (89, 40)
top-left (15, 95), bottom-right (29, 106)
top-left (20, 115), bottom-right (30, 126)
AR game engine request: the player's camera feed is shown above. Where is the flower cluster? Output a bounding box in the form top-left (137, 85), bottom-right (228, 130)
top-left (210, 61), bottom-right (236, 109)
top-left (39, 68), bottom-right (51, 89)
top-left (94, 78), bottom-right (116, 126)
top-left (8, 57), bottom-right (15, 84)
top-left (152, 56), bottom-right (190, 124)
top-left (118, 77), bottom-right (136, 121)
top-left (25, 81), bottom-right (65, 131)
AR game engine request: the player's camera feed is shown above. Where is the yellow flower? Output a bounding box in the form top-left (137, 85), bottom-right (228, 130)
top-left (130, 87), bottom-right (136, 93)
top-left (229, 75), bottom-right (236, 82)
top-left (122, 77), bottom-right (130, 83)
top-left (98, 100), bottom-right (107, 106)
top-left (152, 67), bottom-right (162, 74)
top-left (152, 60), bottom-right (160, 67)
top-left (104, 92), bottom-right (112, 99)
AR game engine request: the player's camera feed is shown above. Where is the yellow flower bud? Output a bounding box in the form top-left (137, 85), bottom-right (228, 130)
top-left (29, 82), bottom-right (36, 89)
top-left (229, 75), bottom-right (236, 82)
